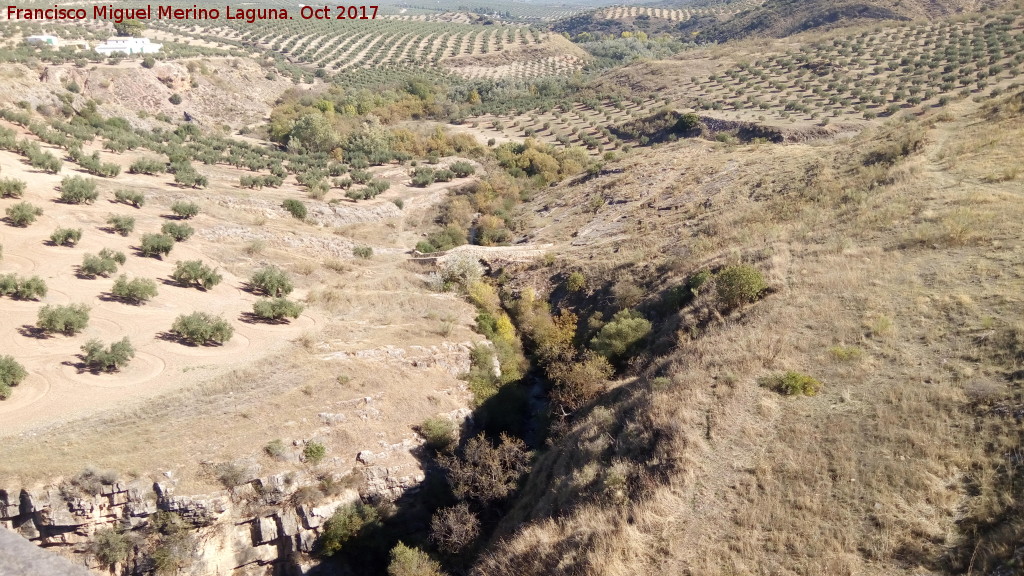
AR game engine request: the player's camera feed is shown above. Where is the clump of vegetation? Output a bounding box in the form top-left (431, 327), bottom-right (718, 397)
top-left (566, 271), bottom-right (586, 292)
top-left (759, 371), bottom-right (823, 396)
top-left (170, 201), bottom-right (200, 219)
top-left (0, 178), bottom-right (26, 198)
top-left (318, 502), bottom-right (381, 557)
top-left (90, 528), bottom-right (130, 566)
top-left (37, 303), bottom-right (90, 335)
top-left (0, 274), bottom-right (47, 300)
top-left (589, 309), bottom-right (651, 362)
top-left (430, 502), bottom-right (480, 556)
top-left (419, 417), bottom-right (456, 452)
top-left (161, 222), bottom-right (195, 241)
top-left (714, 264), bottom-right (768, 310)
top-left (80, 249), bottom-right (126, 278)
top-left (352, 245), bottom-right (373, 259)
top-left (170, 312), bottom-right (233, 345)
top-left (170, 260), bottom-right (222, 290)
top-left (252, 297), bottom-right (304, 322)
top-left (59, 176), bottom-right (99, 204)
top-left (440, 432), bottom-right (531, 505)
top-left (449, 160), bottom-right (476, 178)
top-left (282, 198), bottom-right (307, 220)
top-left (114, 188), bottom-right (146, 207)
top-left (303, 441), bottom-right (327, 464)
top-left (80, 337), bottom-right (135, 372)
top-left (140, 233), bottom-right (175, 258)
top-left (0, 355), bottom-right (28, 400)
top-left (106, 214), bottom-right (135, 236)
top-left (264, 439), bottom-right (287, 460)
top-left (49, 227), bottom-right (83, 247)
top-left (387, 543), bottom-right (444, 576)
top-left (128, 158), bottom-right (164, 176)
top-left (250, 266), bottom-right (293, 296)
top-left (110, 275), bottom-right (158, 305)
top-left (5, 201), bottom-right (43, 227)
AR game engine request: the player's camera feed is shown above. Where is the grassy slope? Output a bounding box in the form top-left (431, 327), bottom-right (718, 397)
top-left (472, 90), bottom-right (1024, 575)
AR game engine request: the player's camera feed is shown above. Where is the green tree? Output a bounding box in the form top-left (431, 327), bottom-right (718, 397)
top-left (250, 266), bottom-right (293, 296)
top-left (388, 543), bottom-right (445, 576)
top-left (5, 202), bottom-right (42, 227)
top-left (140, 234), bottom-right (175, 258)
top-left (289, 113), bottom-right (336, 153)
top-left (113, 19), bottom-right (145, 36)
top-left (318, 502), bottom-right (380, 557)
top-left (252, 298), bottom-right (304, 322)
top-left (589, 309), bottom-right (652, 361)
top-left (110, 275), bottom-right (158, 304)
top-left (59, 176), bottom-right (99, 204)
top-left (170, 260), bottom-right (222, 290)
top-left (170, 312), bottom-right (233, 345)
top-left (37, 303), bottom-right (90, 335)
top-left (81, 337), bottom-right (135, 372)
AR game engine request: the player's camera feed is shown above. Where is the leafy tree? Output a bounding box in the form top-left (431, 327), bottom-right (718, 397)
top-left (110, 275), bottom-right (158, 304)
top-left (252, 298), bottom-right (304, 322)
top-left (161, 222), bottom-right (194, 241)
top-left (0, 178), bottom-right (26, 198)
top-left (113, 19), bottom-right (145, 36)
top-left (5, 275), bottom-right (47, 300)
top-left (6, 202), bottom-right (42, 227)
top-left (170, 312), bottom-right (233, 345)
top-left (289, 113), bottom-right (336, 153)
top-left (282, 199), bottom-right (307, 220)
top-left (59, 176), bottom-right (99, 204)
top-left (106, 214), bottom-right (135, 236)
top-left (128, 159), bottom-right (163, 176)
top-left (81, 337), bottom-right (135, 372)
top-left (170, 201), bottom-right (200, 219)
top-left (170, 260), bottom-right (222, 290)
top-left (0, 355), bottom-right (28, 400)
top-left (589, 309), bottom-right (652, 361)
top-left (50, 227), bottom-right (83, 247)
top-left (318, 502), bottom-right (381, 557)
top-left (114, 189), bottom-right (146, 207)
top-left (250, 266), bottom-right (293, 296)
top-left (449, 161), bottom-right (475, 177)
top-left (80, 249), bottom-right (125, 278)
top-left (37, 303), bottom-right (90, 335)
top-left (140, 234), bottom-right (175, 258)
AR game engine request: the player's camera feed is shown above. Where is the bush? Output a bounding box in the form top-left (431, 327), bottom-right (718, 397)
top-left (106, 214), bottom-right (135, 236)
top-left (252, 297), bottom-right (304, 322)
top-left (419, 417), bottom-right (455, 452)
top-left (169, 93), bottom-right (182, 105)
top-left (303, 441), bottom-right (326, 464)
top-left (715, 264), bottom-right (767, 310)
top-left (250, 266), bottom-right (293, 296)
top-left (142, 56), bottom-right (156, 68)
top-left (170, 201), bottom-right (200, 219)
top-left (81, 337), bottom-right (135, 372)
top-left (161, 221), bottom-right (194, 241)
top-left (6, 202), bottom-right (43, 226)
top-left (37, 303), bottom-right (90, 335)
top-left (170, 260), bottom-right (222, 290)
top-left (589, 309), bottom-right (652, 361)
top-left (264, 439), bottom-right (287, 459)
top-left (449, 161), bottom-right (475, 178)
top-left (140, 233), bottom-right (175, 258)
top-left (282, 199), bottom-right (307, 219)
top-left (59, 176), bottom-right (99, 204)
top-left (352, 245), bottom-right (373, 259)
top-left (566, 271), bottom-right (586, 292)
top-left (128, 158), bottom-right (163, 176)
top-left (0, 178), bottom-right (26, 198)
top-left (440, 433), bottom-right (530, 505)
top-left (318, 502), bottom-right (380, 557)
top-left (170, 312), bottom-right (233, 345)
top-left (114, 188), bottom-right (146, 207)
top-left (50, 227), bottom-right (83, 247)
top-left (388, 543), bottom-right (444, 576)
top-left (430, 502), bottom-right (480, 555)
top-left (0, 355), bottom-right (28, 400)
top-left (1, 275), bottom-right (47, 300)
top-left (759, 371), bottom-right (823, 396)
top-left (91, 528), bottom-right (130, 566)
top-left (80, 249), bottom-right (125, 278)
top-left (437, 255), bottom-right (483, 291)
top-left (110, 275), bottom-right (157, 304)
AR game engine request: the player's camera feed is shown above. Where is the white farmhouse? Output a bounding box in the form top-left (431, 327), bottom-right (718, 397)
top-left (94, 37), bottom-right (162, 55)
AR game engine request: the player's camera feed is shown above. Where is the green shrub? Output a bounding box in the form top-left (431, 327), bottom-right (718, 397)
top-left (0, 355), bottom-right (28, 400)
top-left (252, 297), bottom-right (304, 321)
top-left (161, 222), bottom-right (194, 241)
top-left (50, 227), bottom-right (83, 247)
top-left (140, 233), bottom-right (175, 258)
top-left (169, 93), bottom-right (182, 105)
top-left (37, 303), bottom-right (90, 335)
top-left (759, 371), bottom-right (823, 396)
top-left (449, 161), bottom-right (475, 178)
top-left (6, 202), bottom-right (43, 227)
top-left (170, 260), bottom-right (222, 290)
top-left (128, 158), bottom-right (164, 176)
top-left (81, 337), bottom-right (134, 372)
top-left (0, 178), bottom-right (26, 198)
top-left (715, 264), bottom-right (767, 310)
top-left (114, 188), bottom-right (146, 207)
top-left (566, 271), bottom-right (586, 292)
top-left (106, 214), bottom-right (135, 236)
top-left (387, 543), bottom-right (444, 576)
top-left (303, 441), bottom-right (326, 464)
top-left (2, 275), bottom-right (46, 300)
top-left (79, 249), bottom-right (125, 278)
top-left (589, 309), bottom-right (651, 361)
top-left (318, 502), bottom-right (380, 557)
top-left (110, 275), bottom-right (158, 304)
top-left (59, 176), bottom-right (99, 204)
top-left (282, 199), bottom-right (307, 219)
top-left (91, 528), bottom-right (130, 566)
top-left (250, 266), bottom-right (293, 296)
top-left (170, 201), bottom-right (200, 219)
top-left (419, 417), bottom-right (455, 452)
top-left (170, 312), bottom-right (233, 345)
top-left (142, 56), bottom-right (156, 69)
top-left (352, 245), bottom-right (373, 259)
top-left (264, 439), bottom-right (287, 459)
